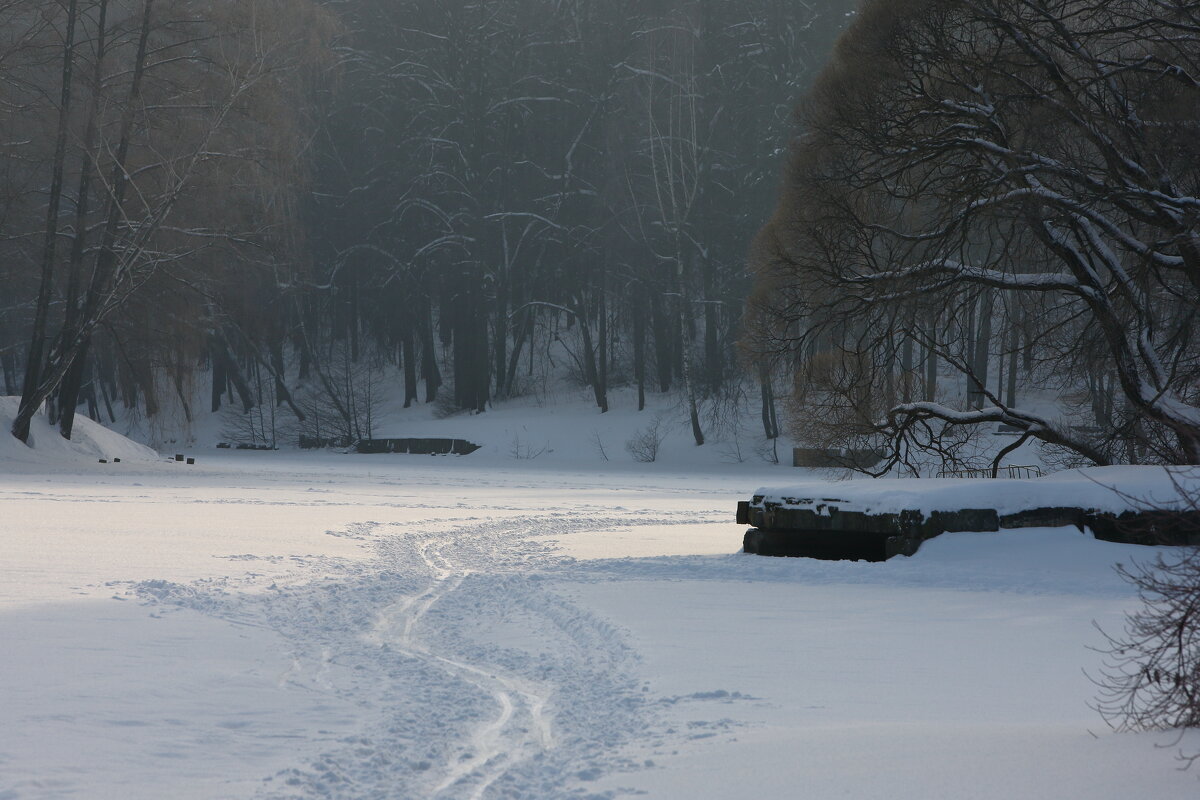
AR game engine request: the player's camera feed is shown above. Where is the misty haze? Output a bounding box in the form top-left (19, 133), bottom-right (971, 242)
top-left (2, 1), bottom-right (1199, 798)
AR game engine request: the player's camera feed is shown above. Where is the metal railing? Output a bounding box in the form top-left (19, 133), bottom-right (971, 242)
top-left (936, 464), bottom-right (1044, 479)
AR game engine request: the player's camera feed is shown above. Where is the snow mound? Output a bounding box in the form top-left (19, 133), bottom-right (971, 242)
top-left (0, 396), bottom-right (159, 469)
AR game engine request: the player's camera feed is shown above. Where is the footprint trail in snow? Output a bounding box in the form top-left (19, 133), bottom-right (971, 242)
top-left (129, 510), bottom-right (718, 798)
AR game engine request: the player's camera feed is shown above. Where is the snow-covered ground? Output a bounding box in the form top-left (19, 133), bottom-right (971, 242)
top-left (2, 398), bottom-right (1198, 798)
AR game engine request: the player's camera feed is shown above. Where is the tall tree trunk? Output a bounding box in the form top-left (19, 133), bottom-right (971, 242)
top-left (348, 267), bottom-right (360, 362)
top-left (474, 290), bottom-right (489, 413)
top-left (13, 0), bottom-right (80, 443)
top-left (421, 293), bottom-right (441, 402)
top-left (633, 290), bottom-right (646, 411)
top-left (702, 254), bottom-right (721, 392)
top-left (58, 0), bottom-right (110, 440)
top-left (172, 368), bottom-right (192, 424)
top-left (969, 290), bottom-right (993, 410)
top-left (453, 292), bottom-right (470, 409)
top-left (1005, 319), bottom-right (1019, 408)
top-left (211, 332), bottom-right (255, 413)
top-left (924, 339), bottom-right (938, 402)
top-left (1, 350), bottom-right (16, 395)
top-left (56, 341), bottom-right (90, 440)
top-left (597, 273), bottom-right (608, 413)
top-left (759, 361), bottom-right (779, 439)
top-left (402, 310), bottom-right (417, 408)
top-left (504, 312), bottom-right (531, 399)
top-left (211, 342), bottom-right (227, 413)
top-left (84, 368), bottom-right (99, 422)
top-left (493, 274), bottom-right (508, 398)
top-left (295, 297), bottom-right (313, 380)
top-left (452, 279), bottom-right (490, 412)
top-left (576, 299), bottom-right (606, 413)
top-left (676, 252), bottom-right (703, 446)
top-left (97, 344), bottom-right (117, 422)
top-left (1022, 311), bottom-right (1034, 376)
top-left (269, 336), bottom-right (298, 413)
top-left (650, 291), bottom-right (671, 392)
top-left (963, 295), bottom-right (976, 405)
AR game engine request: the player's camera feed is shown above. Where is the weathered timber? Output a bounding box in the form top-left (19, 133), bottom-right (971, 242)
top-left (928, 508), bottom-right (999, 533)
top-left (1084, 509), bottom-right (1200, 546)
top-left (998, 507), bottom-right (1084, 531)
top-left (744, 526), bottom-right (918, 562)
top-left (299, 434), bottom-right (353, 449)
top-left (355, 437), bottom-right (481, 456)
top-left (741, 495), bottom-right (1200, 561)
top-left (744, 501), bottom-right (924, 561)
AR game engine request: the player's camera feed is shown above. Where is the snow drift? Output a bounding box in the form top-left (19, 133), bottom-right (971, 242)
top-left (0, 396), bottom-right (158, 468)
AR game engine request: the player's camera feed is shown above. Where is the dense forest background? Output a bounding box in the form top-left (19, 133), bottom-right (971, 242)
top-left (0, 0), bottom-right (853, 450)
top-left (6, 0), bottom-right (1200, 474)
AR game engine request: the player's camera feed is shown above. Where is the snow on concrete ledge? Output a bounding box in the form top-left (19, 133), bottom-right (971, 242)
top-left (0, 396), bottom-right (158, 468)
top-left (753, 465), bottom-right (1200, 519)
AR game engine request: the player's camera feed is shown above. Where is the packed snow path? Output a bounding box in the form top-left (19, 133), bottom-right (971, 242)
top-left (3, 453), bottom-right (1199, 799)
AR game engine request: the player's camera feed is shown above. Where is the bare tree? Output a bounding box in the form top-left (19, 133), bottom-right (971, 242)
top-left (13, 0), bottom-right (80, 443)
top-left (4, 0), bottom-right (336, 443)
top-left (627, 15), bottom-right (713, 444)
top-left (749, 0), bottom-right (1200, 471)
top-left (1094, 543), bottom-right (1200, 770)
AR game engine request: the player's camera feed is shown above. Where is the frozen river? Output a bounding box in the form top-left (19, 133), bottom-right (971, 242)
top-left (1, 451), bottom-right (1195, 798)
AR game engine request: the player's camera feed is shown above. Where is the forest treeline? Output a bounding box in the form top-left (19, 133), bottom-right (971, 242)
top-left (748, 0), bottom-right (1200, 471)
top-left (0, 0), bottom-right (851, 447)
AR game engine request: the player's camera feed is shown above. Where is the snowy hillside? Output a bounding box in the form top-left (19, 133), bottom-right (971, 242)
top-left (117, 381), bottom-right (803, 475)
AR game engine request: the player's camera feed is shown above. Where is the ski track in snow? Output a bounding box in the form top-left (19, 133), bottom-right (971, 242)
top-left (123, 510), bottom-right (724, 799)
